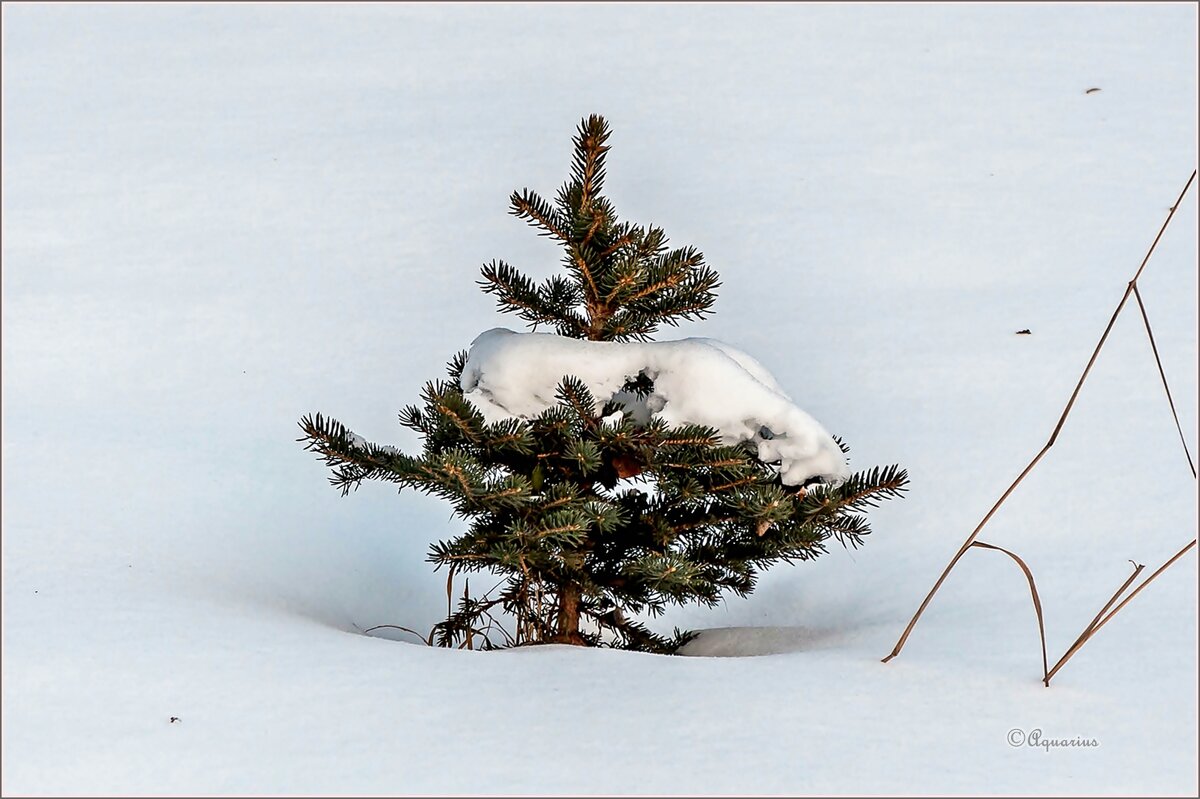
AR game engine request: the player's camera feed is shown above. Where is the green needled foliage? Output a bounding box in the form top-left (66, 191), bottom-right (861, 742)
top-left (300, 115), bottom-right (908, 653)
top-left (483, 115), bottom-right (720, 343)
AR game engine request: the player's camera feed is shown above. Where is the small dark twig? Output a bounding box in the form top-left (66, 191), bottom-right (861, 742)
top-left (362, 624), bottom-right (435, 646)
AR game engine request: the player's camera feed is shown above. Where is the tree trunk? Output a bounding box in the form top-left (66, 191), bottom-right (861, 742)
top-left (554, 581), bottom-right (585, 645)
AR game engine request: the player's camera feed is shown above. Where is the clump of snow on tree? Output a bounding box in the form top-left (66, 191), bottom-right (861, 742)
top-left (459, 328), bottom-right (850, 486)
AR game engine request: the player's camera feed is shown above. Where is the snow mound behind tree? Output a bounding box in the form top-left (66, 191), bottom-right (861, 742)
top-left (459, 328), bottom-right (851, 486)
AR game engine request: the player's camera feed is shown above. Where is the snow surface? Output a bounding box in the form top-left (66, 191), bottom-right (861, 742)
top-left (3, 3), bottom-right (1198, 796)
top-left (460, 327), bottom-right (851, 485)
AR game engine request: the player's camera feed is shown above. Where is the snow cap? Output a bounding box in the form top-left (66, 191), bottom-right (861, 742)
top-left (460, 328), bottom-right (850, 486)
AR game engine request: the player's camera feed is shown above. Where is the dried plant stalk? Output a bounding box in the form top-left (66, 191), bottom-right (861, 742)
top-left (882, 170), bottom-right (1198, 677)
top-left (970, 541), bottom-right (1049, 679)
top-left (1132, 284), bottom-right (1197, 479)
top-left (1045, 539), bottom-right (1197, 685)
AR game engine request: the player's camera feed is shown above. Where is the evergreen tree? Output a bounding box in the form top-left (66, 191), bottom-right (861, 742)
top-left (300, 115), bottom-right (907, 653)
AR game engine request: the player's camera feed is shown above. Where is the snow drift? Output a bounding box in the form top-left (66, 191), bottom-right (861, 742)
top-left (459, 328), bottom-right (851, 486)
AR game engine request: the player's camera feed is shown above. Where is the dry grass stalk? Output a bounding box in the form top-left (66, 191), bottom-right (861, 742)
top-left (1131, 284), bottom-right (1197, 478)
top-left (970, 541), bottom-right (1048, 678)
top-left (1045, 539), bottom-right (1197, 685)
top-left (882, 170), bottom-right (1198, 684)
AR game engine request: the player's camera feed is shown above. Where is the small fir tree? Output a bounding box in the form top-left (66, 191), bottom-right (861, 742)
top-left (300, 115), bottom-right (907, 653)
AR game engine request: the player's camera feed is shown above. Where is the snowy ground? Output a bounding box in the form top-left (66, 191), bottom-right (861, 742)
top-left (3, 4), bottom-right (1197, 796)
